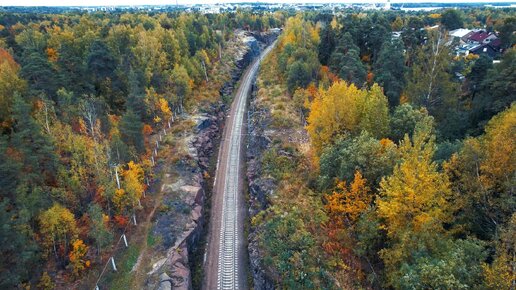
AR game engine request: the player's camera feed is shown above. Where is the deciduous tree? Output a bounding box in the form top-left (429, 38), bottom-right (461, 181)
top-left (318, 131), bottom-right (398, 190)
top-left (445, 104), bottom-right (515, 239)
top-left (0, 48), bottom-right (26, 130)
top-left (377, 118), bottom-right (454, 286)
top-left (68, 239), bottom-right (89, 278)
top-left (306, 81), bottom-right (390, 156)
top-left (39, 204), bottom-right (78, 262)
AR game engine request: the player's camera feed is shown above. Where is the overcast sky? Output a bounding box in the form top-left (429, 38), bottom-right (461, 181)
top-left (2, 0), bottom-right (514, 7)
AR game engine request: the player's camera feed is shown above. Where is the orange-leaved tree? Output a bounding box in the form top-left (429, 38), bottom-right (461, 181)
top-left (68, 239), bottom-right (89, 278)
top-left (0, 48), bottom-right (26, 129)
top-left (323, 171), bottom-right (371, 269)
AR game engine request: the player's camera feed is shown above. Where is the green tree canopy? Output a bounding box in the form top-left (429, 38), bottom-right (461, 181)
top-left (374, 39), bottom-right (406, 107)
top-left (441, 9), bottom-right (464, 30)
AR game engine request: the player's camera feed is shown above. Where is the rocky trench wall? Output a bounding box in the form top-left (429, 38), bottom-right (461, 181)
top-left (149, 32), bottom-right (267, 290)
top-left (245, 30), bottom-right (282, 290)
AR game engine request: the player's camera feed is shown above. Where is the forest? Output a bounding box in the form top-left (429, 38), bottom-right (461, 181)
top-left (0, 9), bottom-right (283, 288)
top-left (0, 5), bottom-right (515, 290)
top-left (252, 8), bottom-right (515, 290)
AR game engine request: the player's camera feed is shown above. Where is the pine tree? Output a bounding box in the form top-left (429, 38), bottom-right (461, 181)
top-left (87, 40), bottom-right (117, 99)
top-left (87, 40), bottom-right (116, 82)
top-left (329, 33), bottom-right (367, 86)
top-left (126, 68), bottom-right (147, 120)
top-left (467, 54), bottom-right (492, 98)
top-left (441, 9), bottom-right (464, 30)
top-left (374, 39), bottom-right (406, 107)
top-left (0, 136), bottom-right (21, 196)
top-left (11, 93), bottom-right (58, 185)
top-left (0, 200), bottom-right (39, 288)
top-left (287, 61), bottom-right (312, 93)
top-left (471, 48), bottom-right (516, 134)
top-left (318, 24), bottom-right (335, 66)
top-left (20, 51), bottom-right (57, 98)
top-left (57, 43), bottom-right (92, 96)
top-left (119, 109), bottom-right (144, 154)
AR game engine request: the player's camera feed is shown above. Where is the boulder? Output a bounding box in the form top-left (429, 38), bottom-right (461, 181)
top-left (180, 185), bottom-right (204, 206)
top-left (157, 273), bottom-right (173, 290)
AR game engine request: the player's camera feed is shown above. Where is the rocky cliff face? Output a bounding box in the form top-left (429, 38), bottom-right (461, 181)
top-left (245, 29), bottom-right (282, 290)
top-left (145, 130), bottom-right (209, 290)
top-left (252, 28), bottom-right (282, 46)
top-left (147, 30), bottom-right (277, 290)
top-left (245, 90), bottom-right (277, 290)
top-left (219, 30), bottom-right (261, 98)
top-left (145, 93), bottom-right (233, 290)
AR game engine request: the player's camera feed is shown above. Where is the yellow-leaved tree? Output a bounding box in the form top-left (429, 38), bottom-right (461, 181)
top-left (482, 213), bottom-right (515, 290)
top-left (307, 81), bottom-right (364, 155)
top-left (158, 97), bottom-right (172, 123)
top-left (376, 118), bottom-right (453, 285)
top-left (357, 84), bottom-right (390, 138)
top-left (444, 104), bottom-right (515, 237)
top-left (39, 204), bottom-right (78, 262)
top-left (113, 161), bottom-right (145, 214)
top-left (279, 15), bottom-right (320, 52)
top-left (306, 81), bottom-right (390, 156)
top-left (479, 103), bottom-right (515, 191)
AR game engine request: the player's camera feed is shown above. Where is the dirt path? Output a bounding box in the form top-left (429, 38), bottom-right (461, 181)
top-left (203, 43), bottom-right (276, 290)
top-left (129, 170), bottom-right (169, 288)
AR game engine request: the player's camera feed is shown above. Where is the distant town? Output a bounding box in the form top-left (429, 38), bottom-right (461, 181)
top-left (1, 2), bottom-right (516, 14)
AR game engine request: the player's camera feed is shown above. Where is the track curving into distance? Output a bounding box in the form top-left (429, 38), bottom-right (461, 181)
top-left (204, 42), bottom-right (276, 290)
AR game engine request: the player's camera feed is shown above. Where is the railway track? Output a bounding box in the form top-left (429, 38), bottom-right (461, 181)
top-left (205, 42), bottom-right (276, 290)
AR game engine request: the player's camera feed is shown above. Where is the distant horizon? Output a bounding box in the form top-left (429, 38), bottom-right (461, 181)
top-left (2, 0), bottom-right (516, 8)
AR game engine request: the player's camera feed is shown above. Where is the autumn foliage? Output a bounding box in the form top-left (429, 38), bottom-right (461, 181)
top-left (68, 239), bottom-right (89, 278)
top-left (0, 10), bottom-right (284, 288)
top-left (306, 81), bottom-right (390, 155)
top-left (323, 171), bottom-right (371, 271)
top-left (325, 171), bottom-right (371, 227)
top-left (253, 11), bottom-right (515, 290)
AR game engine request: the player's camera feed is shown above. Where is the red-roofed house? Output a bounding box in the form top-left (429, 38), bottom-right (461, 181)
top-left (467, 30), bottom-right (498, 45)
top-left (468, 30), bottom-right (490, 43)
top-left (489, 38), bottom-right (502, 49)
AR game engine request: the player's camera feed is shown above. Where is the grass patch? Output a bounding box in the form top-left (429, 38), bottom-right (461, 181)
top-left (261, 146), bottom-right (298, 180)
top-left (170, 119), bottom-right (196, 135)
top-left (271, 110), bottom-right (297, 129)
top-left (106, 244), bottom-right (140, 290)
top-left (147, 231), bottom-right (156, 247)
